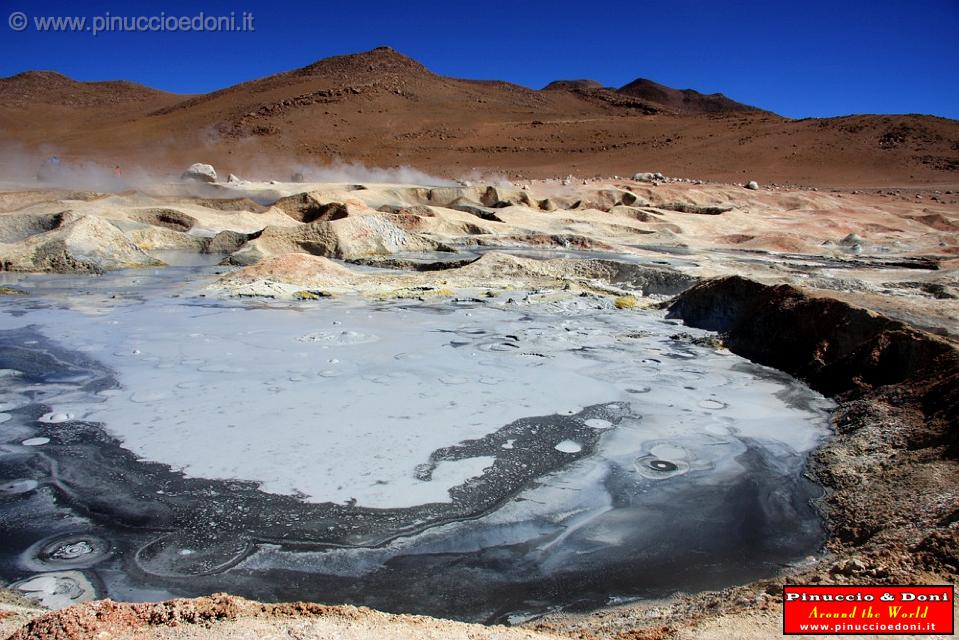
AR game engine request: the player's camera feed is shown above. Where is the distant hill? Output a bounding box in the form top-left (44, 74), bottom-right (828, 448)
top-left (542, 79), bottom-right (605, 91)
top-left (617, 77), bottom-right (764, 114)
top-left (0, 47), bottom-right (956, 187)
top-left (0, 70), bottom-right (178, 108)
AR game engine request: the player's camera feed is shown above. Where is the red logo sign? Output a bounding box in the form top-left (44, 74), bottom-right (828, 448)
top-left (783, 585), bottom-right (954, 635)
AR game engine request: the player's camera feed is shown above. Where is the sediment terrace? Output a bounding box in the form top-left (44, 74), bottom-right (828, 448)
top-left (0, 177), bottom-right (956, 639)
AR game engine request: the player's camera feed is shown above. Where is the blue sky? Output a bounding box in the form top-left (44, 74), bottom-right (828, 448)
top-left (1, 0), bottom-right (957, 119)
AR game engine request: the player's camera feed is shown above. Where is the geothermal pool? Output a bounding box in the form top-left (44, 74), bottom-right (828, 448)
top-left (0, 268), bottom-right (832, 623)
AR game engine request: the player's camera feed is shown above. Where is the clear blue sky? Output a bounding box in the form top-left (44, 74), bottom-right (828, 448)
top-left (1, 0), bottom-right (957, 119)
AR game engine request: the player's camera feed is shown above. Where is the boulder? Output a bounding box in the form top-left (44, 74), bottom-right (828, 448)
top-left (745, 180), bottom-right (760, 190)
top-left (634, 172), bottom-right (665, 183)
top-left (181, 163), bottom-right (217, 183)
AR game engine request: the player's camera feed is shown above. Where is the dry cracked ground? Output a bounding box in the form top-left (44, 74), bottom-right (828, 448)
top-left (0, 175), bottom-right (956, 639)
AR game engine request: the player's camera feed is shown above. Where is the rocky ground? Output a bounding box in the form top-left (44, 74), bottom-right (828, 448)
top-left (0, 176), bottom-right (956, 328)
top-left (0, 175), bottom-right (956, 639)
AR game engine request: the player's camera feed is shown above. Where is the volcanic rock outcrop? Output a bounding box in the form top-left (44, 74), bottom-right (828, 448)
top-left (667, 276), bottom-right (958, 570)
top-left (0, 212), bottom-right (161, 273)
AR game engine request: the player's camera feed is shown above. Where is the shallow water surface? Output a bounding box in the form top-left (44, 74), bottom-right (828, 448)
top-left (0, 268), bottom-right (832, 622)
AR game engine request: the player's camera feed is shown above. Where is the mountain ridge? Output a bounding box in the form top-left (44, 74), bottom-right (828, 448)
top-left (0, 47), bottom-right (956, 187)
top-left (0, 48), bottom-right (769, 116)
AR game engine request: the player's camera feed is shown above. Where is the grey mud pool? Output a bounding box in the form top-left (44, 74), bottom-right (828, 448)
top-left (0, 267), bottom-right (833, 624)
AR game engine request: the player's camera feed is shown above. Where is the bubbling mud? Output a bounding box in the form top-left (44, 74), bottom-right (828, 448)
top-left (0, 267), bottom-right (833, 623)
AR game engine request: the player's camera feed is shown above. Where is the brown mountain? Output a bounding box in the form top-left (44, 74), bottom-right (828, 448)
top-left (0, 70), bottom-right (176, 108)
top-left (542, 79), bottom-right (605, 91)
top-left (543, 76), bottom-right (762, 115)
top-left (617, 77), bottom-right (763, 114)
top-left (0, 46), bottom-right (956, 187)
top-left (0, 70), bottom-right (184, 148)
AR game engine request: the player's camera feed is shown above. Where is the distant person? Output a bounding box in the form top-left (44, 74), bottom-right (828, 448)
top-left (113, 165), bottom-right (122, 177)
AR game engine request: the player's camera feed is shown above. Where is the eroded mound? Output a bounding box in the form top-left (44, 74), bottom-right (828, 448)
top-left (272, 193), bottom-right (352, 223)
top-left (219, 253), bottom-right (359, 287)
top-left (0, 212), bottom-right (67, 243)
top-left (455, 253), bottom-right (697, 296)
top-left (0, 214), bottom-right (161, 273)
top-left (129, 209), bottom-right (197, 232)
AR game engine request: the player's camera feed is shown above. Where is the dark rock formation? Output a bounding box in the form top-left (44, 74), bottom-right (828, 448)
top-left (666, 276), bottom-right (958, 577)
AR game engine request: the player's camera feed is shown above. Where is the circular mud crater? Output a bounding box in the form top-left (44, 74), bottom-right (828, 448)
top-left (135, 534), bottom-right (254, 578)
top-left (24, 533), bottom-right (113, 570)
top-left (0, 478), bottom-right (39, 495)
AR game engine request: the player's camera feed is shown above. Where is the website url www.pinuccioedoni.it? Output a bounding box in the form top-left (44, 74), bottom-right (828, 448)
top-left (798, 621), bottom-right (941, 633)
top-left (8, 11), bottom-right (255, 35)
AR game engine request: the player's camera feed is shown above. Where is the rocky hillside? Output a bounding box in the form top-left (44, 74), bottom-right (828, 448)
top-left (1, 47), bottom-right (957, 186)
